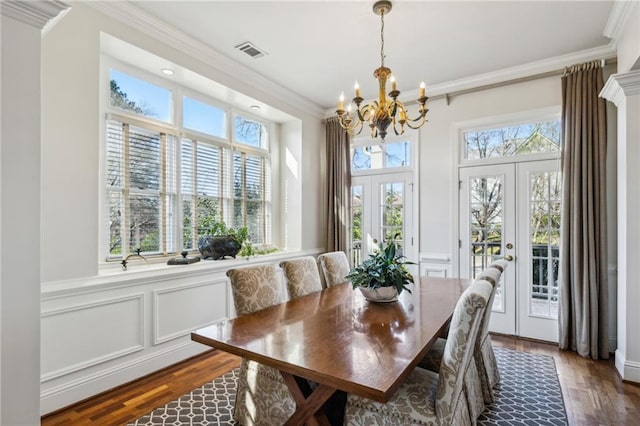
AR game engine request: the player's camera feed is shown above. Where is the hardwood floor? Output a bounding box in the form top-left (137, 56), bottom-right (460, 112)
top-left (41, 336), bottom-right (640, 426)
top-left (41, 350), bottom-right (240, 426)
top-left (491, 335), bottom-right (640, 426)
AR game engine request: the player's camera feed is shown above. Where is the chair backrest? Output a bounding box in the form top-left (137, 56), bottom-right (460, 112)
top-left (436, 280), bottom-right (492, 422)
top-left (279, 256), bottom-right (323, 300)
top-left (476, 267), bottom-right (502, 287)
top-left (476, 263), bottom-right (507, 346)
top-left (226, 263), bottom-right (282, 316)
top-left (317, 251), bottom-right (350, 288)
top-left (489, 259), bottom-right (509, 273)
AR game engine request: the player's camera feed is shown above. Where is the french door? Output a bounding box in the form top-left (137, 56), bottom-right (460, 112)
top-left (459, 159), bottom-right (561, 342)
top-left (351, 172), bottom-right (417, 269)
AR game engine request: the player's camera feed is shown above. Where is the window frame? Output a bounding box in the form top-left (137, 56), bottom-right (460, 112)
top-left (101, 57), bottom-right (274, 262)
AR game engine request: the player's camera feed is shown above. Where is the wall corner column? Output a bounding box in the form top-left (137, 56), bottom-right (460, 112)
top-left (600, 69), bottom-right (640, 383)
top-left (1, 1), bottom-right (69, 422)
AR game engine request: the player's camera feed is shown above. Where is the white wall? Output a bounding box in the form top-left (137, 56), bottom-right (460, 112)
top-left (418, 75), bottom-right (561, 258)
top-left (40, 3), bottom-right (325, 413)
top-left (41, 4), bottom-right (325, 283)
top-left (1, 13), bottom-right (43, 426)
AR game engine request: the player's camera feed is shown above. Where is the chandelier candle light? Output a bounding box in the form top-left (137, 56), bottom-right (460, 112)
top-left (336, 0), bottom-right (428, 141)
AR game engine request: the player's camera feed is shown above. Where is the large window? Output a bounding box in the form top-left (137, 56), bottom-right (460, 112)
top-left (106, 68), bottom-right (271, 260)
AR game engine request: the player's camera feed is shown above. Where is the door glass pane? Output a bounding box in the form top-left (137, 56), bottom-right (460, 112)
top-left (351, 185), bottom-right (363, 266)
top-left (380, 182), bottom-right (404, 257)
top-left (529, 171), bottom-right (561, 318)
top-left (469, 176), bottom-right (504, 311)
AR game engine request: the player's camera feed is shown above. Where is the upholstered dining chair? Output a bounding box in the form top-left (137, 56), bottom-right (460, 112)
top-left (279, 256), bottom-right (323, 300)
top-left (226, 264), bottom-right (296, 425)
top-left (344, 280), bottom-right (493, 426)
top-left (317, 251), bottom-right (350, 288)
top-left (419, 263), bottom-right (507, 417)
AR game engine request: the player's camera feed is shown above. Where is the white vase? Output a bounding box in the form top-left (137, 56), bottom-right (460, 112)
top-left (358, 286), bottom-right (398, 303)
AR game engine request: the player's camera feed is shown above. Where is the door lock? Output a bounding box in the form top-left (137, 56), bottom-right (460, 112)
top-left (506, 243), bottom-right (514, 249)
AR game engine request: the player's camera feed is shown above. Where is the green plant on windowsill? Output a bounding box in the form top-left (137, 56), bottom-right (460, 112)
top-left (346, 239), bottom-right (415, 301)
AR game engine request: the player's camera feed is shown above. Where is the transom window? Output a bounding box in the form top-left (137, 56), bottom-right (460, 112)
top-left (463, 119), bottom-right (560, 160)
top-left (105, 67), bottom-right (271, 260)
top-left (351, 140), bottom-right (411, 172)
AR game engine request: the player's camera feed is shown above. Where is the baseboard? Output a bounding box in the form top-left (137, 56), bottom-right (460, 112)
top-left (40, 340), bottom-right (208, 415)
top-left (615, 349), bottom-right (640, 383)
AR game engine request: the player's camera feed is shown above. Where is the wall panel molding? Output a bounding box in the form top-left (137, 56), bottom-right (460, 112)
top-left (41, 294), bottom-right (144, 382)
top-left (153, 279), bottom-right (229, 345)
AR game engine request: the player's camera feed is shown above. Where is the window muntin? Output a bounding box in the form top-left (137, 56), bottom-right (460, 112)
top-left (182, 96), bottom-right (227, 139)
top-left (109, 69), bottom-right (172, 123)
top-left (105, 67), bottom-right (272, 261)
top-left (234, 115), bottom-right (268, 149)
top-left (106, 120), bottom-right (177, 256)
top-left (351, 140), bottom-right (411, 171)
top-left (463, 120), bottom-right (560, 160)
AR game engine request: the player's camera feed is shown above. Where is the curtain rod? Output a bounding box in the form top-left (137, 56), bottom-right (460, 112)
top-left (430, 57), bottom-right (616, 105)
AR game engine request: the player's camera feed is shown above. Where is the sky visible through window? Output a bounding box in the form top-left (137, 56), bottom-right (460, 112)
top-left (110, 69), bottom-right (266, 148)
top-left (110, 69), bottom-right (172, 122)
top-left (464, 120), bottom-right (560, 160)
top-left (352, 141), bottom-right (411, 171)
top-left (183, 96), bottom-right (226, 138)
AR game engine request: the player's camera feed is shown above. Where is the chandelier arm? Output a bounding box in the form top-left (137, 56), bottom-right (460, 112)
top-left (335, 1), bottom-right (428, 142)
top-left (404, 115), bottom-right (427, 130)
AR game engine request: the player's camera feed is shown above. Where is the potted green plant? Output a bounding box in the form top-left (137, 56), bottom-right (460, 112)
top-left (346, 240), bottom-right (415, 302)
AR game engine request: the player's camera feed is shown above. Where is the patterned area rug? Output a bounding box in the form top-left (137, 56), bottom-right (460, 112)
top-left (130, 347), bottom-right (567, 426)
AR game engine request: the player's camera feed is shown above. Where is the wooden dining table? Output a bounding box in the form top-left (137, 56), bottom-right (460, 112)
top-left (191, 276), bottom-right (471, 426)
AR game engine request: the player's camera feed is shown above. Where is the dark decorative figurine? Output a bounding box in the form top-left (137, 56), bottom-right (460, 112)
top-left (198, 236), bottom-right (241, 260)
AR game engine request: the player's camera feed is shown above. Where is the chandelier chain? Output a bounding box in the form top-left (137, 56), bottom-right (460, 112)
top-left (335, 0), bottom-right (428, 141)
top-left (380, 10), bottom-right (385, 67)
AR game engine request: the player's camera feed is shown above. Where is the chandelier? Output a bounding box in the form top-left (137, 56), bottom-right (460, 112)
top-left (336, 0), bottom-right (428, 141)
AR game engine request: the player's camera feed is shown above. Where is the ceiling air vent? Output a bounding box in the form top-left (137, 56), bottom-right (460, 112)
top-left (235, 42), bottom-right (267, 59)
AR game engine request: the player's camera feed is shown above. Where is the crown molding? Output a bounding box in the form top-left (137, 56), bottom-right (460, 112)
top-left (427, 43), bottom-right (617, 98)
top-left (86, 1), bottom-right (325, 119)
top-left (600, 69), bottom-right (640, 106)
top-left (1, 0), bottom-right (69, 30)
top-left (603, 0), bottom-right (638, 42)
top-left (323, 43), bottom-right (617, 117)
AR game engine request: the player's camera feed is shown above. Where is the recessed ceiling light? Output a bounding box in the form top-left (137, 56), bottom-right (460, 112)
top-left (161, 68), bottom-right (174, 76)
top-left (250, 105), bottom-right (261, 110)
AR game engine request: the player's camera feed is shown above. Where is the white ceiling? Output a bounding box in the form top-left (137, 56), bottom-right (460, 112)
top-left (132, 1), bottom-right (615, 110)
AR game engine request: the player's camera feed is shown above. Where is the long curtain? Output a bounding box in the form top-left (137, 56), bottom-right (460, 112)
top-left (558, 61), bottom-right (608, 359)
top-left (325, 117), bottom-right (351, 253)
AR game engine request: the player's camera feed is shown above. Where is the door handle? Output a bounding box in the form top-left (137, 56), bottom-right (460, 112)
top-left (505, 255), bottom-right (514, 261)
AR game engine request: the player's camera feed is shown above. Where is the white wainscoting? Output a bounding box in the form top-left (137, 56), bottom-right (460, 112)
top-left (41, 294), bottom-right (145, 382)
top-left (153, 279), bottom-right (229, 345)
top-left (40, 249), bottom-right (320, 415)
top-left (419, 253), bottom-right (452, 278)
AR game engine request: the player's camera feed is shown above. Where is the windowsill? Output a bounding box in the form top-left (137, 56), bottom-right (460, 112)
top-left (41, 248), bottom-right (323, 299)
